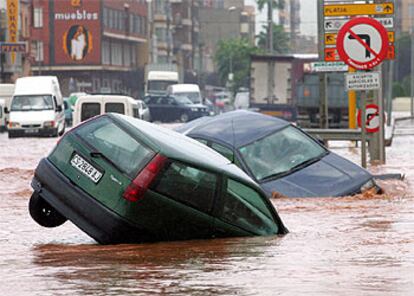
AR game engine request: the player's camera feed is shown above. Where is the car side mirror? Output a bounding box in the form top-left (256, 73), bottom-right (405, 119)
top-left (4, 107), bottom-right (9, 114)
top-left (56, 105), bottom-right (63, 112)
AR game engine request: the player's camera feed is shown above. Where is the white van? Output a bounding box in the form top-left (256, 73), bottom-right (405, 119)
top-left (7, 76), bottom-right (65, 138)
top-left (234, 91), bottom-right (250, 110)
top-left (73, 94), bottom-right (150, 126)
top-left (0, 83), bottom-right (15, 131)
top-left (146, 71), bottom-right (179, 96)
top-left (166, 84), bottom-right (202, 104)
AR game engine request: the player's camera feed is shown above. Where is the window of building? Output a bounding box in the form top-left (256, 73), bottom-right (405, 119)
top-left (155, 28), bottom-right (167, 42)
top-left (123, 44), bottom-right (131, 66)
top-left (103, 7), bottom-right (109, 27)
top-left (109, 9), bottom-right (114, 28)
top-left (32, 41), bottom-right (44, 62)
top-left (111, 42), bottom-right (123, 66)
top-left (33, 7), bottom-right (43, 28)
top-left (131, 46), bottom-right (136, 66)
top-left (102, 40), bottom-right (110, 65)
top-left (152, 161), bottom-right (217, 213)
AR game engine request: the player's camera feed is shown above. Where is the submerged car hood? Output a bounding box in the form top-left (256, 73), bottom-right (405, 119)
top-left (261, 152), bottom-right (373, 198)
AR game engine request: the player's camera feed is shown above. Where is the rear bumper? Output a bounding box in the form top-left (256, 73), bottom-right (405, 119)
top-left (9, 127), bottom-right (56, 137)
top-left (31, 158), bottom-right (153, 244)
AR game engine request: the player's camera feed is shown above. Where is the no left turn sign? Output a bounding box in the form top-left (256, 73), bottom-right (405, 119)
top-left (336, 17), bottom-right (389, 70)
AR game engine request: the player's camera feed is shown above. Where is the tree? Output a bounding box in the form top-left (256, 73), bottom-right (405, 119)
top-left (257, 23), bottom-right (290, 54)
top-left (214, 38), bottom-right (260, 93)
top-left (256, 0), bottom-right (285, 11)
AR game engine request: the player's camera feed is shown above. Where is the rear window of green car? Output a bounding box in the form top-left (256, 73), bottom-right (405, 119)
top-left (75, 117), bottom-right (154, 177)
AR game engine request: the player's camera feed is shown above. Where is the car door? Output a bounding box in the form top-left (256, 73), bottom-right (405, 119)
top-left (213, 177), bottom-right (280, 237)
top-left (144, 96), bottom-right (160, 121)
top-left (157, 96), bottom-right (177, 122)
top-left (143, 160), bottom-right (217, 241)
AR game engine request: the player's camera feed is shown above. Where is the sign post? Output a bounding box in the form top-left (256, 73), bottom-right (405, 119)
top-left (337, 17), bottom-right (389, 168)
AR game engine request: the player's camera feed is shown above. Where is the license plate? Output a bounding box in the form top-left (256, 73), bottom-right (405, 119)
top-left (70, 153), bottom-right (103, 183)
top-left (25, 128), bottom-right (39, 133)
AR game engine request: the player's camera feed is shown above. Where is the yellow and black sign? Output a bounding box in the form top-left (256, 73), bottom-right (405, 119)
top-left (324, 32), bottom-right (395, 45)
top-left (388, 31), bottom-right (395, 43)
top-left (0, 42), bottom-right (26, 53)
top-left (6, 0), bottom-right (18, 63)
top-left (324, 3), bottom-right (394, 17)
top-left (325, 33), bottom-right (337, 45)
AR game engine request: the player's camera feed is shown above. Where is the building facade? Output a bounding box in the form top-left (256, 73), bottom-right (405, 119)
top-left (30, 0), bottom-right (148, 96)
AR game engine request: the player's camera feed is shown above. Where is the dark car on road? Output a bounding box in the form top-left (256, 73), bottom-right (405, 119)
top-left (143, 94), bottom-right (209, 122)
top-left (176, 110), bottom-right (380, 198)
top-left (29, 113), bottom-right (287, 244)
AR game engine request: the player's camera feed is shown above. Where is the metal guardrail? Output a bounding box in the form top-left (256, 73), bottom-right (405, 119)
top-left (303, 128), bottom-right (367, 141)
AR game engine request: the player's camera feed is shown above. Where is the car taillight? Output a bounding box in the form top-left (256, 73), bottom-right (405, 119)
top-left (123, 154), bottom-right (167, 202)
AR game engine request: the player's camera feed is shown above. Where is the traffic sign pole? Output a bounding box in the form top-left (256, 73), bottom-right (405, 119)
top-left (361, 91), bottom-right (367, 168)
top-left (348, 67), bottom-right (357, 129)
top-left (318, 0), bottom-right (329, 128)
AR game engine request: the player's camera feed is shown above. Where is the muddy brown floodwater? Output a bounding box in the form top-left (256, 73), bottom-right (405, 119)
top-left (1, 119), bottom-right (414, 296)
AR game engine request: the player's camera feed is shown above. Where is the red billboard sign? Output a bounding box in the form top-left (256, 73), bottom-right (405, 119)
top-left (53, 0), bottom-right (101, 65)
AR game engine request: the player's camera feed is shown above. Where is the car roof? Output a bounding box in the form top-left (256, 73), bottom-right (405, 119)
top-left (76, 95), bottom-right (136, 104)
top-left (110, 113), bottom-right (258, 186)
top-left (169, 84), bottom-right (200, 92)
top-left (176, 110), bottom-right (290, 148)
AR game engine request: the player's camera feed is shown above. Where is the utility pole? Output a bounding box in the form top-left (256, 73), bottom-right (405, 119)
top-left (267, 0), bottom-right (275, 103)
top-left (317, 0), bottom-right (328, 128)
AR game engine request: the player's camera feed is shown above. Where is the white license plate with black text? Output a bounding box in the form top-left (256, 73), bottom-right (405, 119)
top-left (70, 153), bottom-right (102, 183)
top-left (24, 128), bottom-right (39, 134)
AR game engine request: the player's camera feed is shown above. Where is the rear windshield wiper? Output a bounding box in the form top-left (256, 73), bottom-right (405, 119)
top-left (90, 151), bottom-right (125, 174)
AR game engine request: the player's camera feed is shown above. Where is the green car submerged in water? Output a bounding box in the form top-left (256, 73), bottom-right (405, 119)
top-left (29, 113), bottom-right (287, 244)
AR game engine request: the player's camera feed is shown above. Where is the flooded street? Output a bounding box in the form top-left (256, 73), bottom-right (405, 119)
top-left (1, 120), bottom-right (414, 296)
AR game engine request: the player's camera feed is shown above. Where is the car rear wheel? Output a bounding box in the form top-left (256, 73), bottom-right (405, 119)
top-left (29, 192), bottom-right (67, 227)
top-left (180, 112), bottom-right (189, 123)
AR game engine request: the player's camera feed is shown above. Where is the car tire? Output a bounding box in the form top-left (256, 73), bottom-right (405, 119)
top-left (180, 112), bottom-right (189, 123)
top-left (29, 192), bottom-right (67, 228)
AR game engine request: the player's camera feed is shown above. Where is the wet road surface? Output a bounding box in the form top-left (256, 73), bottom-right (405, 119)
top-left (1, 119), bottom-right (413, 296)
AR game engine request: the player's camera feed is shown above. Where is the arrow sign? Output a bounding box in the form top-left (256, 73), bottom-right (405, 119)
top-left (324, 17), bottom-right (394, 32)
top-left (324, 3), bottom-right (394, 17)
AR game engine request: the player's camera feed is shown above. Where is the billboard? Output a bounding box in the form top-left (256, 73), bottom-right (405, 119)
top-left (53, 0), bottom-right (101, 65)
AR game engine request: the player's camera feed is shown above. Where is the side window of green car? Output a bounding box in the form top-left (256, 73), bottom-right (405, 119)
top-left (152, 161), bottom-right (217, 213)
top-left (221, 178), bottom-right (278, 234)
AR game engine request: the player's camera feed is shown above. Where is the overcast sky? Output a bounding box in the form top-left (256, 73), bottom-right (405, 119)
top-left (245, 0), bottom-right (317, 36)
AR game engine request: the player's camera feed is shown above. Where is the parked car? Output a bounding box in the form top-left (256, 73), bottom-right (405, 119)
top-left (136, 100), bottom-right (151, 122)
top-left (176, 110), bottom-right (381, 198)
top-left (0, 83), bottom-right (14, 131)
top-left (29, 113), bottom-right (287, 244)
top-left (0, 99), bottom-right (6, 132)
top-left (143, 94), bottom-right (209, 122)
top-left (72, 94), bottom-right (150, 126)
top-left (7, 76), bottom-right (65, 138)
top-left (63, 98), bottom-right (73, 126)
top-left (167, 84), bottom-right (202, 104)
